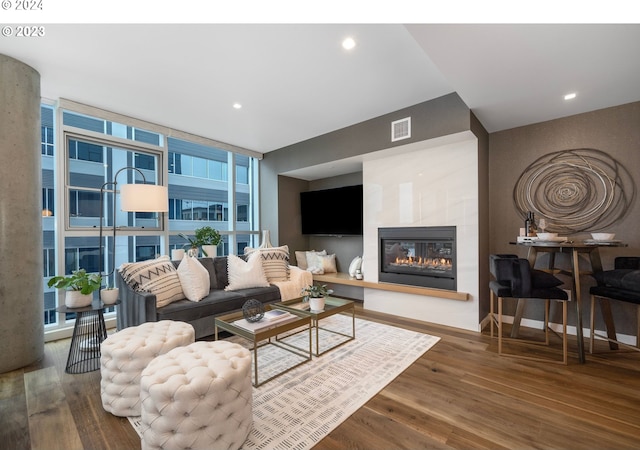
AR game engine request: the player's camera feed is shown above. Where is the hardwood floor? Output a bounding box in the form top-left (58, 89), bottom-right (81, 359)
top-left (2, 306), bottom-right (639, 449)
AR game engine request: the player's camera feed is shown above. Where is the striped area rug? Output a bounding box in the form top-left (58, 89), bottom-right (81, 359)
top-left (129, 314), bottom-right (440, 449)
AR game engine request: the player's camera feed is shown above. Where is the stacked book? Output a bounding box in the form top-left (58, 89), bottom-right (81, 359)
top-left (233, 309), bottom-right (298, 333)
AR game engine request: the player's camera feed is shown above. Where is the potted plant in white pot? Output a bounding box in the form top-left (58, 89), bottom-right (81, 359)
top-left (48, 269), bottom-right (102, 308)
top-left (178, 232), bottom-right (201, 257)
top-left (100, 285), bottom-right (119, 305)
top-left (195, 226), bottom-right (222, 257)
top-left (301, 283), bottom-right (333, 311)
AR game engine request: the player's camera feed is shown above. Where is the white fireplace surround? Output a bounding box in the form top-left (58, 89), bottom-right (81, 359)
top-left (361, 131), bottom-right (480, 331)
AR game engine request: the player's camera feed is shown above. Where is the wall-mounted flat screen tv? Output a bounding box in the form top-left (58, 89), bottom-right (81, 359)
top-left (300, 185), bottom-right (363, 236)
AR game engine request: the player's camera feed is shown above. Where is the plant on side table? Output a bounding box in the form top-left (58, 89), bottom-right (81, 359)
top-left (48, 269), bottom-right (102, 308)
top-left (301, 283), bottom-right (334, 311)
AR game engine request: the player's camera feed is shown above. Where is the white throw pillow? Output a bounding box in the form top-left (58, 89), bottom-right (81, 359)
top-left (244, 245), bottom-right (290, 282)
top-left (306, 251), bottom-right (325, 274)
top-left (297, 249), bottom-right (326, 270)
top-left (225, 252), bottom-right (270, 291)
top-left (118, 255), bottom-right (184, 307)
top-left (177, 256), bottom-right (210, 302)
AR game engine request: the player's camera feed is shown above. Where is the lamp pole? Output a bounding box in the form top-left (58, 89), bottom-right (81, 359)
top-left (98, 166), bottom-right (148, 285)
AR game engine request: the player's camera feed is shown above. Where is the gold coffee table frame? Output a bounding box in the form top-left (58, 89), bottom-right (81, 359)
top-left (214, 307), bottom-right (312, 387)
top-left (272, 296), bottom-right (355, 357)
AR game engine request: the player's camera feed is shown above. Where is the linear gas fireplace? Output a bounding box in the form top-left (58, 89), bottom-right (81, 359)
top-left (379, 226), bottom-right (457, 291)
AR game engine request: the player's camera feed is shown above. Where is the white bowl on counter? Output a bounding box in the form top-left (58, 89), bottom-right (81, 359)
top-left (591, 232), bottom-right (615, 241)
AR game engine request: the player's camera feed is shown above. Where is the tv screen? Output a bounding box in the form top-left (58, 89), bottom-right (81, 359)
top-left (300, 185), bottom-right (363, 236)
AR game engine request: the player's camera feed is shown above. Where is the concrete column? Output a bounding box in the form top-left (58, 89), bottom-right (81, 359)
top-left (0, 54), bottom-right (44, 373)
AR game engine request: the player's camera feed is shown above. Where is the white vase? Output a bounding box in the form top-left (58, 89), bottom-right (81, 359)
top-left (259, 230), bottom-right (273, 248)
top-left (65, 290), bottom-right (93, 308)
top-left (201, 245), bottom-right (217, 257)
top-left (309, 297), bottom-right (325, 311)
top-left (171, 249), bottom-right (185, 260)
top-left (101, 288), bottom-right (119, 305)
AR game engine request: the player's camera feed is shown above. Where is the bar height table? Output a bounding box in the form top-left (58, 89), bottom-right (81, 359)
top-left (510, 240), bottom-right (626, 363)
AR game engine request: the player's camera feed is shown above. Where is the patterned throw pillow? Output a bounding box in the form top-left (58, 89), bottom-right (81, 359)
top-left (244, 245), bottom-right (290, 282)
top-left (295, 249), bottom-right (326, 270)
top-left (225, 252), bottom-right (270, 291)
top-left (119, 255), bottom-right (185, 307)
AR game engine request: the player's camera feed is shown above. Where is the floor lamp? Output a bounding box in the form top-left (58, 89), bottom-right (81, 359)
top-left (98, 167), bottom-right (168, 295)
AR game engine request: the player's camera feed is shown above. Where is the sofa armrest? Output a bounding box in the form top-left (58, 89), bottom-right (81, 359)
top-left (116, 271), bottom-right (159, 331)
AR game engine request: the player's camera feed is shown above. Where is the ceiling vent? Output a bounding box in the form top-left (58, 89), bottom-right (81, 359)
top-left (391, 117), bottom-right (411, 142)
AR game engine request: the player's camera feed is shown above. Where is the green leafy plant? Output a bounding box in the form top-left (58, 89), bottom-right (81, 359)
top-left (301, 283), bottom-right (333, 300)
top-left (179, 226), bottom-right (221, 250)
top-left (47, 269), bottom-right (102, 295)
top-left (195, 226), bottom-right (222, 246)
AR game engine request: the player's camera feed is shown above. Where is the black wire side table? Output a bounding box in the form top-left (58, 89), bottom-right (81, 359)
top-left (56, 300), bottom-right (110, 374)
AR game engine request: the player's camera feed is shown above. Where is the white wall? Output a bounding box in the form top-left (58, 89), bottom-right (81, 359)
top-left (361, 132), bottom-right (480, 331)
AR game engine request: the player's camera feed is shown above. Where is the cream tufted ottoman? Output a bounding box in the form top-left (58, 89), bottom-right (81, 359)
top-left (100, 320), bottom-right (195, 417)
top-left (139, 340), bottom-right (253, 450)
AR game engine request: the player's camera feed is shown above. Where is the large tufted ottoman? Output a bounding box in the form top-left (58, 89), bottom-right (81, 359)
top-left (100, 320), bottom-right (195, 417)
top-left (139, 340), bottom-right (253, 450)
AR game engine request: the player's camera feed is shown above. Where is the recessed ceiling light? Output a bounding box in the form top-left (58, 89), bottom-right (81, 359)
top-left (564, 93), bottom-right (577, 101)
top-left (233, 103), bottom-right (242, 109)
top-left (342, 37), bottom-right (356, 50)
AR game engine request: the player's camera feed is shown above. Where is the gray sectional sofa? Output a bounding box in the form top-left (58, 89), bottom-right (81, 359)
top-left (116, 256), bottom-right (311, 339)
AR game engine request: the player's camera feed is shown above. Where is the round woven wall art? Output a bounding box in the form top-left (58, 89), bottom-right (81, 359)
top-left (513, 148), bottom-right (635, 234)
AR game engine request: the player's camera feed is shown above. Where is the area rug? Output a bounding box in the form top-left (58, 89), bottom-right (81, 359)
top-left (128, 314), bottom-right (440, 449)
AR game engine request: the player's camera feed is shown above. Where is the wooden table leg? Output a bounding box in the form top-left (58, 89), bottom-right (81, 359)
top-left (571, 249), bottom-right (585, 363)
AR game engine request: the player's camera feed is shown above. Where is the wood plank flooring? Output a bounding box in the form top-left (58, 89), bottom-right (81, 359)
top-left (1, 305), bottom-right (638, 449)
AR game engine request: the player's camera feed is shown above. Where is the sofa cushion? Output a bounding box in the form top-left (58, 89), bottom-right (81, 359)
top-left (177, 256), bottom-right (210, 302)
top-left (157, 285), bottom-right (281, 323)
top-left (244, 245), bottom-right (290, 282)
top-left (119, 256), bottom-right (184, 307)
top-left (225, 253), bottom-right (270, 291)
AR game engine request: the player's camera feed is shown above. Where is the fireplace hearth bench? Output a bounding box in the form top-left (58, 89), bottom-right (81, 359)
top-left (312, 272), bottom-right (469, 301)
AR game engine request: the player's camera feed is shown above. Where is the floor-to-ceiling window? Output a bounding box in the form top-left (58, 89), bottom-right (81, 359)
top-left (42, 104), bottom-right (261, 339)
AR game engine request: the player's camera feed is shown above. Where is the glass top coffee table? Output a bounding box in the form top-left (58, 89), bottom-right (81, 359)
top-left (214, 307), bottom-right (312, 387)
top-left (272, 296), bottom-right (355, 357)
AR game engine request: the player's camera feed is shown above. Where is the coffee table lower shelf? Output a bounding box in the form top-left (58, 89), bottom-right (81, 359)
top-left (214, 311), bottom-right (312, 387)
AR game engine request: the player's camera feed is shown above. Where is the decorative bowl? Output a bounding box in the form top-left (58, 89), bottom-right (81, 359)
top-left (591, 232), bottom-right (615, 241)
top-left (537, 232), bottom-right (558, 240)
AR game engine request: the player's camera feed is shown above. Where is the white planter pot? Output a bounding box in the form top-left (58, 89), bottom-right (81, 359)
top-left (101, 288), bottom-right (119, 305)
top-left (171, 249), bottom-right (185, 260)
top-left (201, 245), bottom-right (217, 257)
top-left (309, 297), bottom-right (325, 311)
top-left (65, 290), bottom-right (93, 308)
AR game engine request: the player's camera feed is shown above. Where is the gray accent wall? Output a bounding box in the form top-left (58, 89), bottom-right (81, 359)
top-left (489, 101), bottom-right (640, 335)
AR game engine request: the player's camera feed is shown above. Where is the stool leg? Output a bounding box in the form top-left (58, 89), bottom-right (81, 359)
top-left (498, 296), bottom-right (503, 356)
top-left (490, 290), bottom-right (495, 338)
top-left (562, 300), bottom-right (568, 364)
top-left (590, 294), bottom-right (596, 354)
top-left (544, 300), bottom-right (550, 345)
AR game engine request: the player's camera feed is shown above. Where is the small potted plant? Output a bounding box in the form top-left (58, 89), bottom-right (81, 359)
top-left (195, 226), bottom-right (221, 257)
top-left (48, 269), bottom-right (102, 308)
top-left (178, 232), bottom-right (201, 257)
top-left (301, 283), bottom-right (333, 311)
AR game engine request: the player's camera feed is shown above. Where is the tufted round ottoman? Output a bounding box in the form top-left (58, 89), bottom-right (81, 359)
top-left (100, 320), bottom-right (195, 417)
top-left (139, 340), bottom-right (253, 450)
